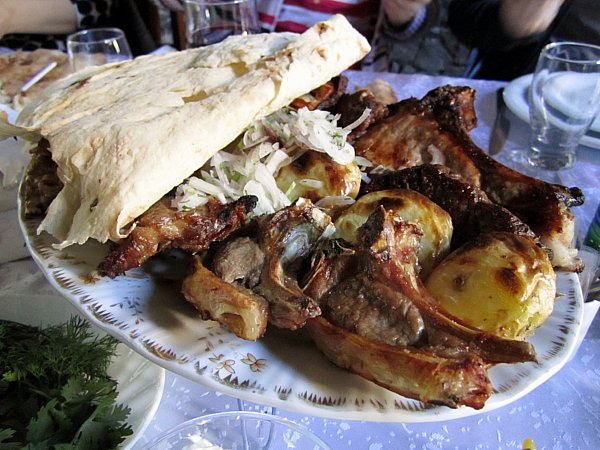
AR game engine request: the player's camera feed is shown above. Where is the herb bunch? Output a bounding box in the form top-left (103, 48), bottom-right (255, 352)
top-left (0, 316), bottom-right (132, 449)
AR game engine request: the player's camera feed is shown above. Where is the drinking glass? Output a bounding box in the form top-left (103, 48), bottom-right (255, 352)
top-left (184, 0), bottom-right (260, 48)
top-left (67, 28), bottom-right (133, 71)
top-left (143, 411), bottom-right (332, 449)
top-left (528, 41), bottom-right (600, 170)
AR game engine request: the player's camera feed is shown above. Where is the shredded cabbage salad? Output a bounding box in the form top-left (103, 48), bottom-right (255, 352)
top-left (172, 106), bottom-right (370, 216)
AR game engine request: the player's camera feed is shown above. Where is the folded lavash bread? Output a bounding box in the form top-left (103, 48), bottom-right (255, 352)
top-left (9, 15), bottom-right (370, 249)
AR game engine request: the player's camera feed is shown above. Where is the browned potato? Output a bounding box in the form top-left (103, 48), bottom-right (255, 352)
top-left (333, 189), bottom-right (453, 278)
top-left (275, 150), bottom-right (361, 203)
top-left (425, 232), bottom-right (556, 340)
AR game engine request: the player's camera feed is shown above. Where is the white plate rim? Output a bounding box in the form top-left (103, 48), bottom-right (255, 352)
top-left (0, 278), bottom-right (165, 449)
top-left (17, 204), bottom-right (584, 424)
top-left (503, 73), bottom-right (600, 149)
top-left (112, 345), bottom-right (166, 450)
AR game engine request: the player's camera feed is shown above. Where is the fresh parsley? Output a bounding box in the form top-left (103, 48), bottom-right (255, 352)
top-left (0, 317), bottom-right (132, 449)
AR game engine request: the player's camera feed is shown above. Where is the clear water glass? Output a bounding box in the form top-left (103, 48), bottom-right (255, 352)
top-left (67, 28), bottom-right (133, 71)
top-left (528, 41), bottom-right (600, 170)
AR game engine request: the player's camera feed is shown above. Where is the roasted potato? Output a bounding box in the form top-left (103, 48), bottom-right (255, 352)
top-left (425, 232), bottom-right (556, 340)
top-left (275, 150), bottom-right (361, 203)
top-left (333, 189), bottom-right (453, 278)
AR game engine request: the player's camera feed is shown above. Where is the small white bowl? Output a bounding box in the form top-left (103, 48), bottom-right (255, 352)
top-left (143, 411), bottom-right (331, 449)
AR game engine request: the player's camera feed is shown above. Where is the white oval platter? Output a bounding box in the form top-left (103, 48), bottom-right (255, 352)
top-left (18, 208), bottom-right (583, 424)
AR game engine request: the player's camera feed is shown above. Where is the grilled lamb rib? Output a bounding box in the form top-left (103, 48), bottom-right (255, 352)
top-left (250, 200), bottom-right (331, 330)
top-left (182, 254), bottom-right (269, 341)
top-left (184, 199), bottom-right (332, 332)
top-left (98, 195), bottom-right (257, 278)
top-left (307, 316), bottom-right (492, 409)
top-left (304, 207), bottom-right (538, 408)
top-left (306, 206), bottom-right (536, 363)
top-left (22, 139), bottom-right (63, 217)
top-left (355, 85), bottom-right (584, 271)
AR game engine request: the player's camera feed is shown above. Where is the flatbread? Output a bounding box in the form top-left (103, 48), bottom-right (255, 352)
top-left (10, 15), bottom-right (370, 249)
top-left (0, 49), bottom-right (71, 109)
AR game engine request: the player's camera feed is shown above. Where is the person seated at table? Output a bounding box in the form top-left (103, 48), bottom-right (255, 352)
top-left (448, 0), bottom-right (600, 80)
top-left (158, 0), bottom-right (455, 72)
top-left (0, 0), bottom-right (158, 55)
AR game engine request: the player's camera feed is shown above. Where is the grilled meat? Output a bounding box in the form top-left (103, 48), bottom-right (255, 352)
top-left (304, 207), bottom-right (529, 408)
top-left (290, 75), bottom-right (348, 111)
top-left (195, 199), bottom-right (332, 331)
top-left (305, 206), bottom-right (537, 365)
top-left (355, 86), bottom-right (584, 270)
top-left (98, 195), bottom-right (257, 278)
top-left (420, 84), bottom-right (478, 132)
top-left (307, 317), bottom-right (492, 409)
top-left (212, 236), bottom-right (265, 288)
top-left (22, 139), bottom-right (63, 217)
top-left (252, 199), bottom-right (331, 330)
top-left (330, 89), bottom-right (389, 141)
top-left (354, 94), bottom-right (481, 185)
top-left (182, 255), bottom-right (269, 341)
top-left (310, 221), bottom-right (427, 347)
top-left (363, 164), bottom-right (538, 251)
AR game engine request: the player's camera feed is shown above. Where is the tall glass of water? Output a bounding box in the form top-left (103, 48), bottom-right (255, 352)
top-left (184, 0), bottom-right (260, 48)
top-left (528, 41), bottom-right (600, 170)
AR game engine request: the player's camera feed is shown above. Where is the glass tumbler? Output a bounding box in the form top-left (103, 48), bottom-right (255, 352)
top-left (67, 27), bottom-right (133, 71)
top-left (528, 41), bottom-right (600, 170)
top-left (143, 411), bottom-right (331, 449)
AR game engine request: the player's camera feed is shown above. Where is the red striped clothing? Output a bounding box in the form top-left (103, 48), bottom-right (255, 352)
top-left (256, 0), bottom-right (380, 40)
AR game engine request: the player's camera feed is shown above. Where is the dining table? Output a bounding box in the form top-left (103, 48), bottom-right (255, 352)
top-left (1, 69), bottom-right (599, 449)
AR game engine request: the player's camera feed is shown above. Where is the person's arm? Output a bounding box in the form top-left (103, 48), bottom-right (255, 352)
top-left (0, 0), bottom-right (77, 36)
top-left (448, 0), bottom-right (564, 50)
top-left (499, 0), bottom-right (564, 39)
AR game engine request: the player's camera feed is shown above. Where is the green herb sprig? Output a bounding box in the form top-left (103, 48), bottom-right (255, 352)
top-left (0, 316), bottom-right (132, 449)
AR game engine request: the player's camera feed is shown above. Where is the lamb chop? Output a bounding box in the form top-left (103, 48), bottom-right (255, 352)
top-left (304, 207), bottom-right (537, 408)
top-left (354, 90), bottom-right (482, 186)
top-left (307, 316), bottom-right (492, 409)
top-left (354, 85), bottom-right (584, 271)
top-left (98, 195), bottom-right (257, 278)
top-left (182, 253), bottom-right (269, 341)
top-left (183, 199), bottom-right (332, 333)
top-left (251, 199), bottom-right (332, 330)
top-left (306, 206), bottom-right (536, 363)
